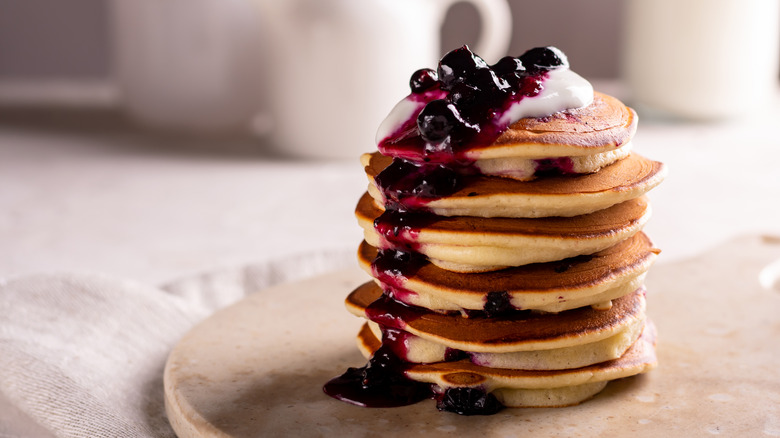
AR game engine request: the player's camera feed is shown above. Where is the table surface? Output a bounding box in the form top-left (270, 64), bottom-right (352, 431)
top-left (2, 94), bottom-right (780, 285)
top-left (163, 235), bottom-right (780, 437)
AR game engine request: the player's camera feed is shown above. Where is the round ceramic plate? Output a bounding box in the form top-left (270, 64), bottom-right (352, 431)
top-left (164, 236), bottom-right (780, 437)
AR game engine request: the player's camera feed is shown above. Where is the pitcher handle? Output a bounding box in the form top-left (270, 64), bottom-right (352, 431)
top-left (442, 0), bottom-right (512, 63)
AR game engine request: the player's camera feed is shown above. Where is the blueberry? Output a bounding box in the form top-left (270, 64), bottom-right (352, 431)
top-left (446, 82), bottom-right (479, 108)
top-left (519, 46), bottom-right (569, 72)
top-left (409, 68), bottom-right (439, 94)
top-left (484, 291), bottom-right (513, 317)
top-left (491, 56), bottom-right (525, 77)
top-left (448, 96), bottom-right (486, 124)
top-left (470, 68), bottom-right (510, 96)
top-left (437, 45), bottom-right (488, 89)
top-left (436, 387), bottom-right (504, 415)
top-left (416, 99), bottom-right (465, 142)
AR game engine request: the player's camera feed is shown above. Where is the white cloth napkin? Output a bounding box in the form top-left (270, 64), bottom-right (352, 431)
top-left (0, 249), bottom-right (353, 438)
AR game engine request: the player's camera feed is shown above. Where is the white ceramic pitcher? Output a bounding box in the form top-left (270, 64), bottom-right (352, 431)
top-left (623, 0), bottom-right (779, 120)
top-left (257, 0), bottom-right (512, 159)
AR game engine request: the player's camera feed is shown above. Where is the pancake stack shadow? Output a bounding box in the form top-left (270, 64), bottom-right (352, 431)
top-left (325, 56), bottom-right (666, 414)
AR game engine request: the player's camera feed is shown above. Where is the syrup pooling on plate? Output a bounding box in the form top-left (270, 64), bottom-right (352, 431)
top-left (322, 326), bottom-right (430, 408)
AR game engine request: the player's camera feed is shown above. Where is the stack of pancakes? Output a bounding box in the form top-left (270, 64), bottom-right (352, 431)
top-left (346, 91), bottom-right (666, 410)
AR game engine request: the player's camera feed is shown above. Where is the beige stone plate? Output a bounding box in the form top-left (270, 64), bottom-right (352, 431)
top-left (164, 235), bottom-right (780, 437)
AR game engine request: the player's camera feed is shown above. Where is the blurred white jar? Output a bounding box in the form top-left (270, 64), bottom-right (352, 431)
top-left (112, 0), bottom-right (263, 132)
top-left (256, 0), bottom-right (512, 159)
top-left (623, 0), bottom-right (780, 120)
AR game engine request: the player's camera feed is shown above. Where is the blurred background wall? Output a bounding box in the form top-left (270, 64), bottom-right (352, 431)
top-left (0, 0), bottom-right (622, 88)
top-left (0, 0), bottom-right (777, 135)
top-left (0, 0), bottom-right (111, 81)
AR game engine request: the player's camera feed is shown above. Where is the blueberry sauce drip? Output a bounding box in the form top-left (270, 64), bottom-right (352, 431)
top-left (323, 327), bottom-right (430, 407)
top-left (372, 208), bottom-right (437, 250)
top-left (371, 248), bottom-right (426, 305)
top-left (378, 326), bottom-right (415, 361)
top-left (374, 158), bottom-right (462, 210)
top-left (381, 285), bottom-right (419, 307)
top-left (372, 249), bottom-right (427, 283)
top-left (436, 387), bottom-right (504, 415)
top-left (364, 292), bottom-right (426, 330)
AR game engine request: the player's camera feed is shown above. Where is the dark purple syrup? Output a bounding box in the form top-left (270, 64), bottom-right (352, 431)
top-left (372, 208), bottom-right (438, 250)
top-left (370, 249), bottom-right (427, 306)
top-left (374, 158), bottom-right (462, 210)
top-left (364, 293), bottom-right (426, 330)
top-left (323, 328), bottom-right (430, 407)
top-left (371, 249), bottom-right (426, 287)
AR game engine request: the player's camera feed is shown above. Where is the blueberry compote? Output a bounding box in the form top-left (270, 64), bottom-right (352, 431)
top-left (374, 45), bottom-right (570, 214)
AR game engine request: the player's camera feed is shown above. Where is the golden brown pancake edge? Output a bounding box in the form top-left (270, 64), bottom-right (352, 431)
top-left (357, 232), bottom-right (659, 295)
top-left (345, 282), bottom-right (647, 353)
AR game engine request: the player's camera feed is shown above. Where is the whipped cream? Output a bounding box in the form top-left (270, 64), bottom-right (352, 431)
top-left (499, 68), bottom-right (593, 124)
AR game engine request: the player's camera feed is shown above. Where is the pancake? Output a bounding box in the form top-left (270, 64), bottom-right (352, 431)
top-left (364, 152), bottom-right (666, 218)
top-left (357, 232), bottom-right (659, 313)
top-left (345, 282), bottom-right (647, 353)
top-left (356, 193), bottom-right (651, 271)
top-left (464, 92), bottom-right (638, 160)
top-left (365, 314), bottom-right (645, 370)
top-left (356, 321), bottom-right (658, 408)
top-left (474, 141), bottom-right (633, 181)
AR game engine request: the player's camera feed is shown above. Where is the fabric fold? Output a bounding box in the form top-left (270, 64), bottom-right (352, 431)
top-left (0, 248), bottom-right (353, 437)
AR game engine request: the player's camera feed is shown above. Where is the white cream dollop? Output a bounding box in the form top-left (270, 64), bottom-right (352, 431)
top-left (499, 69), bottom-right (593, 125)
top-left (375, 96), bottom-right (426, 146)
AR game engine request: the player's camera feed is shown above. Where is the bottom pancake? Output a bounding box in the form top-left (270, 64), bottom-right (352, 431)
top-left (356, 321), bottom-right (657, 408)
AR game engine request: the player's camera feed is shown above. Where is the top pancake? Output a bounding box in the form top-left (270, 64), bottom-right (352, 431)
top-left (364, 152), bottom-right (666, 218)
top-left (463, 92), bottom-right (638, 160)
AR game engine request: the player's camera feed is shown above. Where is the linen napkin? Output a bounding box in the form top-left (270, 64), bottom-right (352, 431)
top-left (0, 249), bottom-right (353, 438)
